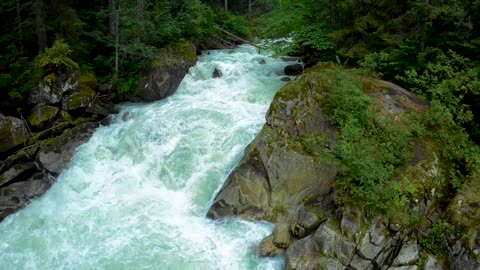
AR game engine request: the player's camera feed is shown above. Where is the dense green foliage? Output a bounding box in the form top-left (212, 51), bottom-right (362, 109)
top-left (256, 0), bottom-right (480, 141)
top-left (302, 65), bottom-right (479, 237)
top-left (0, 0), bottom-right (252, 114)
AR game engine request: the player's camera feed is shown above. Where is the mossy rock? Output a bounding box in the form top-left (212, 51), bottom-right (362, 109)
top-left (0, 116), bottom-right (30, 153)
top-left (136, 41), bottom-right (197, 101)
top-left (448, 176), bottom-right (480, 257)
top-left (27, 104), bottom-right (59, 129)
top-left (62, 84), bottom-right (96, 112)
top-left (78, 73), bottom-right (97, 90)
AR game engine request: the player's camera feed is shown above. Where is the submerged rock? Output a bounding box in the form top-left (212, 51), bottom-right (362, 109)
top-left (0, 172), bottom-right (51, 222)
top-left (213, 68), bottom-right (223, 78)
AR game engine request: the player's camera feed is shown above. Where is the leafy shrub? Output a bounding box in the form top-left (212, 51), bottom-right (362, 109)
top-left (33, 39), bottom-right (79, 84)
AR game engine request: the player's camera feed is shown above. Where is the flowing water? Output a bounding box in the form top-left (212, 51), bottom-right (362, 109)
top-left (0, 45), bottom-right (294, 269)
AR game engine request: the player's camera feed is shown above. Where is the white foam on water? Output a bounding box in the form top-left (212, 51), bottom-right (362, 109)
top-left (0, 45), bottom-right (295, 270)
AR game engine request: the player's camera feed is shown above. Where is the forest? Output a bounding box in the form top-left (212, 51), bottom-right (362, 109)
top-left (1, 0), bottom-right (480, 265)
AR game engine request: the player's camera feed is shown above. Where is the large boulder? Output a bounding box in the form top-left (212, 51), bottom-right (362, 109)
top-left (207, 63), bottom-right (439, 269)
top-left (62, 84), bottom-right (96, 112)
top-left (0, 116), bottom-right (30, 154)
top-left (28, 69), bottom-right (80, 105)
top-left (27, 104), bottom-right (59, 129)
top-left (36, 122), bottom-right (99, 175)
top-left (0, 172), bottom-right (51, 222)
top-left (136, 42), bottom-right (197, 101)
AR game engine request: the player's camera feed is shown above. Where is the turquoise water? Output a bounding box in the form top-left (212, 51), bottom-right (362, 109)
top-left (0, 45), bottom-right (292, 270)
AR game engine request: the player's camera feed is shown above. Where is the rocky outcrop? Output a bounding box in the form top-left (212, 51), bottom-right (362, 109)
top-left (284, 63), bottom-right (303, 75)
top-left (207, 64), bottom-right (478, 269)
top-left (0, 116), bottom-right (30, 154)
top-left (0, 172), bottom-right (52, 221)
top-left (36, 122), bottom-right (99, 176)
top-left (136, 42), bottom-right (197, 101)
top-left (28, 69), bottom-right (80, 105)
top-left (62, 85), bottom-right (96, 112)
top-left (27, 104), bottom-right (59, 129)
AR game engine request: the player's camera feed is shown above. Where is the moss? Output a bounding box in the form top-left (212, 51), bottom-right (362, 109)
top-left (78, 73), bottom-right (96, 89)
top-left (27, 105), bottom-right (59, 128)
top-left (27, 122), bottom-right (70, 145)
top-left (153, 41), bottom-right (197, 69)
top-left (63, 84), bottom-right (95, 111)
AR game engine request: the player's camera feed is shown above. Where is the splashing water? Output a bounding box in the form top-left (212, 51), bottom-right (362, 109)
top-left (0, 45), bottom-right (294, 270)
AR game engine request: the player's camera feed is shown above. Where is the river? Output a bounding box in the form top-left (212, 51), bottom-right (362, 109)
top-left (0, 45), bottom-right (292, 270)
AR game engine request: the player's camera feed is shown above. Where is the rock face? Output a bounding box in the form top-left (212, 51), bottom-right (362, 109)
top-left (28, 69), bottom-right (80, 105)
top-left (0, 116), bottom-right (30, 154)
top-left (137, 42), bottom-right (197, 101)
top-left (0, 172), bottom-right (52, 221)
top-left (207, 64), bottom-right (479, 269)
top-left (36, 122), bottom-right (99, 176)
top-left (284, 63), bottom-right (303, 75)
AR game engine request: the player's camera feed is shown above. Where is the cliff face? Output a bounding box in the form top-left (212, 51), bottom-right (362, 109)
top-left (207, 64), bottom-right (480, 269)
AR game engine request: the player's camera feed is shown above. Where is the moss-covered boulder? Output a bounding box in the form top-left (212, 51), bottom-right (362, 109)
top-left (27, 104), bottom-right (59, 129)
top-left (207, 64), bottom-right (447, 269)
top-left (36, 122), bottom-right (99, 175)
top-left (62, 84), bottom-right (96, 112)
top-left (28, 69), bottom-right (80, 105)
top-left (136, 41), bottom-right (197, 101)
top-left (0, 116), bottom-right (30, 154)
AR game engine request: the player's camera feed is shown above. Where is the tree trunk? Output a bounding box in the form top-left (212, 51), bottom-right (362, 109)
top-left (113, 0), bottom-right (119, 83)
top-left (248, 0), bottom-right (252, 18)
top-left (109, 0), bottom-right (116, 35)
top-left (137, 0), bottom-right (144, 20)
top-left (33, 0), bottom-right (47, 52)
top-left (16, 0), bottom-right (23, 54)
top-left (224, 0), bottom-right (228, 10)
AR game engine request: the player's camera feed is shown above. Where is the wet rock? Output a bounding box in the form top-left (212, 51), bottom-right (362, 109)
top-left (62, 84), bottom-right (96, 112)
top-left (0, 116), bottom-right (30, 154)
top-left (284, 64), bottom-right (303, 75)
top-left (36, 122), bottom-right (99, 175)
top-left (27, 104), bottom-right (59, 129)
top-left (0, 162), bottom-right (36, 187)
top-left (281, 77), bottom-right (291, 82)
top-left (273, 222), bottom-right (293, 248)
top-left (0, 172), bottom-right (51, 222)
top-left (259, 234), bottom-right (284, 257)
top-left (213, 68), bottom-right (223, 78)
top-left (137, 42), bottom-right (197, 101)
top-left (259, 59), bottom-right (266, 64)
